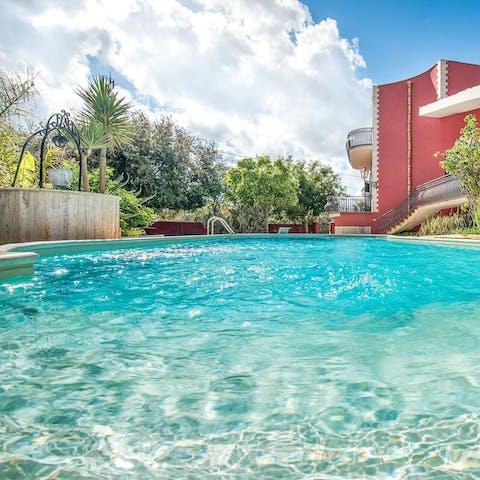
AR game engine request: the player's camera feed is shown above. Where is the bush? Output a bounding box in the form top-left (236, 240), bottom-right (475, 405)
top-left (116, 188), bottom-right (156, 235)
top-left (85, 167), bottom-right (156, 235)
top-left (419, 212), bottom-right (472, 236)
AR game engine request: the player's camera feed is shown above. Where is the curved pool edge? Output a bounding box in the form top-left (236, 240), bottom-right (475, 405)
top-left (0, 234), bottom-right (372, 280)
top-left (386, 235), bottom-right (480, 248)
top-left (0, 236), bottom-right (215, 281)
top-left (3, 233), bottom-right (478, 281)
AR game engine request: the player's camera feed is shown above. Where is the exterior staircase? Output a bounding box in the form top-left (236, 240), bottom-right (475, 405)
top-left (375, 175), bottom-right (465, 234)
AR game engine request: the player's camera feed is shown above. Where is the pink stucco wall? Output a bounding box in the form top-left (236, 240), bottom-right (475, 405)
top-left (335, 60), bottom-right (480, 232)
top-left (446, 61), bottom-right (480, 96)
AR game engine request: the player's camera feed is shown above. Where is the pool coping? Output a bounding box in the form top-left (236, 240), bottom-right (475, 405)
top-left (386, 235), bottom-right (480, 248)
top-left (1, 233), bottom-right (480, 281)
top-left (0, 234), bottom-right (374, 280)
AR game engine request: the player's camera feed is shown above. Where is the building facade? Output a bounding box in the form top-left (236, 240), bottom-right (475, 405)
top-left (332, 60), bottom-right (480, 234)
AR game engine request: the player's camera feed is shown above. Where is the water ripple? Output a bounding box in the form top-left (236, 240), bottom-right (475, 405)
top-left (1, 237), bottom-right (480, 478)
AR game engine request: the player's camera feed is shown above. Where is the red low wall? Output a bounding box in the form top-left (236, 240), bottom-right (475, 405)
top-left (144, 221), bottom-right (207, 236)
top-left (333, 213), bottom-right (378, 233)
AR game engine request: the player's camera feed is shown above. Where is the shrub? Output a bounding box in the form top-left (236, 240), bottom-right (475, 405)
top-left (84, 167), bottom-right (156, 235)
top-left (419, 212), bottom-right (472, 236)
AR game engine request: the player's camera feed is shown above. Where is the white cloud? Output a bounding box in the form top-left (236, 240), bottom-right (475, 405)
top-left (0, 0), bottom-right (371, 192)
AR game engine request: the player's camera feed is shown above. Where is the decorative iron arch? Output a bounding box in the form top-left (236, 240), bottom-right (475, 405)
top-left (12, 110), bottom-right (83, 190)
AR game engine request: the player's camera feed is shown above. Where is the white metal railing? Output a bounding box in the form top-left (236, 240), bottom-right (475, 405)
top-left (207, 216), bottom-right (235, 235)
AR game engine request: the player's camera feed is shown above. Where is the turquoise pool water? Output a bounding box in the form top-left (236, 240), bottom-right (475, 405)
top-left (1, 236), bottom-right (480, 479)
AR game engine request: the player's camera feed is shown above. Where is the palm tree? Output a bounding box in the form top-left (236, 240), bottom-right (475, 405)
top-left (67, 118), bottom-right (109, 192)
top-left (76, 76), bottom-right (132, 193)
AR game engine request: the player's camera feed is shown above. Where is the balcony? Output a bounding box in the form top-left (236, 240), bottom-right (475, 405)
top-left (346, 127), bottom-right (372, 171)
top-left (325, 195), bottom-right (371, 213)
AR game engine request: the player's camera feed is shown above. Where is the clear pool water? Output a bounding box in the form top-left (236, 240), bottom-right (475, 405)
top-left (1, 236), bottom-right (480, 479)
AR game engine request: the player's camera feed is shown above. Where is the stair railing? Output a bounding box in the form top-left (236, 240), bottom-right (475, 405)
top-left (375, 174), bottom-right (462, 233)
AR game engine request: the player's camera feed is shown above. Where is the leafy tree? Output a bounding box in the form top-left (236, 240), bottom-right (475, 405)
top-left (0, 70), bottom-right (36, 122)
top-left (0, 70), bottom-right (37, 187)
top-left (440, 114), bottom-right (480, 225)
top-left (288, 161), bottom-right (345, 230)
top-left (0, 124), bottom-right (36, 187)
top-left (76, 76), bottom-right (132, 193)
top-left (109, 111), bottom-right (225, 210)
top-left (225, 156), bottom-right (298, 232)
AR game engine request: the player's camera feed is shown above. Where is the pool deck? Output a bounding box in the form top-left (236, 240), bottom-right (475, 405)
top-left (2, 233), bottom-right (480, 281)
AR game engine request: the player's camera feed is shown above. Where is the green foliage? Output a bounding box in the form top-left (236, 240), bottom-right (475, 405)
top-left (117, 188), bottom-right (156, 235)
top-left (73, 118), bottom-right (110, 151)
top-left (0, 124), bottom-right (37, 187)
top-left (65, 118), bottom-right (110, 191)
top-left (287, 161), bottom-right (345, 224)
top-left (0, 70), bottom-right (36, 122)
top-left (109, 111), bottom-right (225, 210)
top-left (76, 75), bottom-right (133, 193)
top-left (76, 75), bottom-right (132, 148)
top-left (225, 156), bottom-right (299, 232)
top-left (419, 212), bottom-right (472, 236)
top-left (225, 156), bottom-right (344, 232)
top-left (317, 212), bottom-right (333, 233)
top-left (16, 152), bottom-right (38, 187)
top-left (475, 200), bottom-right (480, 229)
top-left (440, 114), bottom-right (480, 224)
top-left (87, 167), bottom-right (156, 235)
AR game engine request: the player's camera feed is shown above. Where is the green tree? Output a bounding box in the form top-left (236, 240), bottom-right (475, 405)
top-left (225, 156), bottom-right (298, 232)
top-left (0, 124), bottom-right (36, 187)
top-left (109, 111), bottom-right (225, 210)
top-left (288, 161), bottom-right (345, 230)
top-left (440, 114), bottom-right (480, 225)
top-left (0, 70), bottom-right (36, 122)
top-left (0, 70), bottom-right (37, 187)
top-left (76, 76), bottom-right (132, 193)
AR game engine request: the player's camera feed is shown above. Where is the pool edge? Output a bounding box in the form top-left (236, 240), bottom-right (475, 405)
top-left (0, 251), bottom-right (39, 281)
top-left (0, 234), bottom-right (370, 280)
top-left (3, 233), bottom-right (478, 281)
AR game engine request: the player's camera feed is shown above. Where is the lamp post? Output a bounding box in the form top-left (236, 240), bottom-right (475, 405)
top-left (360, 167), bottom-right (369, 211)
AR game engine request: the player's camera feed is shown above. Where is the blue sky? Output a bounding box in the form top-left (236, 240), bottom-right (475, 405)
top-left (306, 0), bottom-right (480, 84)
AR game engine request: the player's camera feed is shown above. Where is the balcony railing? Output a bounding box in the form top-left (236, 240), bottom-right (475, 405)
top-left (375, 174), bottom-right (462, 233)
top-left (326, 195), bottom-right (372, 213)
top-left (346, 127), bottom-right (372, 152)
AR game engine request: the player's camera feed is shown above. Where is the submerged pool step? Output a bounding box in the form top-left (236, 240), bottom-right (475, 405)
top-left (0, 251), bottom-right (39, 280)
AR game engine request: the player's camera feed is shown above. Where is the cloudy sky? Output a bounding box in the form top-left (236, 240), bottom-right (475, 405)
top-left (1, 0), bottom-right (479, 193)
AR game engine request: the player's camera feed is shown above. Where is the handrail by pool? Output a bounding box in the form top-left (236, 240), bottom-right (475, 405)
top-left (207, 216), bottom-right (235, 235)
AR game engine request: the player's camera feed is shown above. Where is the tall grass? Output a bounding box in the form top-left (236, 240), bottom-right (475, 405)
top-left (419, 212), bottom-right (473, 236)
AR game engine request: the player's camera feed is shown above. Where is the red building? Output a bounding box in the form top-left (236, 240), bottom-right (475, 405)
top-left (331, 60), bottom-right (480, 234)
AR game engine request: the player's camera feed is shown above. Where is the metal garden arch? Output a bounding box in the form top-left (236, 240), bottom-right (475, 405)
top-left (12, 110), bottom-right (83, 190)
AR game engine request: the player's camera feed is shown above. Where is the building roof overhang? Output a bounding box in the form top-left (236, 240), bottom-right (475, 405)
top-left (419, 85), bottom-right (480, 118)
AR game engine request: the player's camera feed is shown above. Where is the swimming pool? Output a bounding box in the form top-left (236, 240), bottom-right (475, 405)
top-left (1, 236), bottom-right (480, 478)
